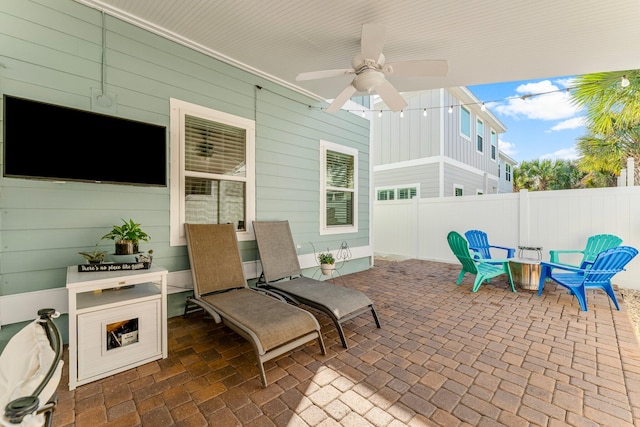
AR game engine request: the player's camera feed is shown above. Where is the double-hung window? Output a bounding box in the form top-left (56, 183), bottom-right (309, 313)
top-left (170, 99), bottom-right (255, 245)
top-left (505, 164), bottom-right (512, 182)
top-left (460, 106), bottom-right (471, 139)
top-left (320, 140), bottom-right (357, 234)
top-left (490, 130), bottom-right (497, 160)
top-left (476, 119), bottom-right (484, 153)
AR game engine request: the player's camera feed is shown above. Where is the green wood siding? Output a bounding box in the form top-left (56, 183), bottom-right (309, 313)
top-left (0, 0), bottom-right (370, 298)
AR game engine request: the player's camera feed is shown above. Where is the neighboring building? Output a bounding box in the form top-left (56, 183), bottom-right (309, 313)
top-left (373, 87), bottom-right (512, 199)
top-left (498, 151), bottom-right (517, 194)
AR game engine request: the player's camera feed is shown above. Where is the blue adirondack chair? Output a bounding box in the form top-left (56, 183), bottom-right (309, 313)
top-left (549, 234), bottom-right (622, 269)
top-left (538, 246), bottom-right (638, 311)
top-left (447, 231), bottom-right (516, 293)
top-left (465, 229), bottom-right (516, 260)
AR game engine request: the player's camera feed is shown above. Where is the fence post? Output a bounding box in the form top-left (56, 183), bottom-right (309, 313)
top-left (518, 189), bottom-right (530, 246)
top-left (627, 157), bottom-right (635, 186)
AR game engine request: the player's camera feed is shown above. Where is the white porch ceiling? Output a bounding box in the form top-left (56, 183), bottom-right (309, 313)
top-left (77, 0), bottom-right (640, 102)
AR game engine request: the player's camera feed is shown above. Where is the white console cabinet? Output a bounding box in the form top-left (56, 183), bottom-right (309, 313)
top-left (66, 265), bottom-right (168, 390)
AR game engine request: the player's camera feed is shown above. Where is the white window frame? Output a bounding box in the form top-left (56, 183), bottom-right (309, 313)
top-left (476, 189), bottom-right (484, 195)
top-left (375, 184), bottom-right (420, 201)
top-left (460, 106), bottom-right (471, 140)
top-left (320, 140), bottom-right (358, 235)
top-left (476, 118), bottom-right (484, 153)
top-left (169, 98), bottom-right (256, 246)
top-left (505, 164), bottom-right (512, 182)
top-left (490, 129), bottom-right (497, 161)
top-left (454, 184), bottom-right (463, 197)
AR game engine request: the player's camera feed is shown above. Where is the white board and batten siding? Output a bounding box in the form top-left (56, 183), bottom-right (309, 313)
top-left (0, 0), bottom-right (371, 327)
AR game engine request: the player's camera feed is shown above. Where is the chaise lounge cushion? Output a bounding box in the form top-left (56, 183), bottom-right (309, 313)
top-left (201, 289), bottom-right (320, 353)
top-left (267, 277), bottom-right (374, 320)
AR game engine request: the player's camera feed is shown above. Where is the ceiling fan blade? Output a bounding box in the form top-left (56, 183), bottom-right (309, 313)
top-left (360, 23), bottom-right (387, 61)
top-left (375, 79), bottom-right (408, 112)
top-left (384, 60), bottom-right (449, 77)
top-left (296, 68), bottom-right (355, 81)
top-left (326, 84), bottom-right (358, 113)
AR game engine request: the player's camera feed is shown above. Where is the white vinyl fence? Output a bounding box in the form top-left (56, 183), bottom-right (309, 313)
top-left (373, 187), bottom-right (640, 289)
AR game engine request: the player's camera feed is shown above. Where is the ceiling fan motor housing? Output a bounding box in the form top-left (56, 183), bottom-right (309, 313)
top-left (353, 69), bottom-right (385, 92)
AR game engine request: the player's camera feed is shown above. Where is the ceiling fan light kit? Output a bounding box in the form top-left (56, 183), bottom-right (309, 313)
top-left (296, 23), bottom-right (448, 113)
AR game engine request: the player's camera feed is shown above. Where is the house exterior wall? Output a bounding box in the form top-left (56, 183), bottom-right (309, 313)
top-left (498, 153), bottom-right (517, 193)
top-left (373, 91), bottom-right (441, 165)
top-left (0, 1), bottom-right (371, 311)
top-left (374, 161), bottom-right (440, 198)
top-left (373, 87), bottom-right (505, 198)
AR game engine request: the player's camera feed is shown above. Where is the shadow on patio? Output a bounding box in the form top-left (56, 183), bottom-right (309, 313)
top-left (51, 259), bottom-right (640, 426)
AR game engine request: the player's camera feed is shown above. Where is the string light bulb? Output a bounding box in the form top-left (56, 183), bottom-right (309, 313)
top-left (621, 75), bottom-right (630, 88)
top-left (423, 108), bottom-right (427, 117)
top-left (480, 102), bottom-right (486, 112)
top-left (378, 110), bottom-right (382, 117)
top-left (448, 105), bottom-right (453, 114)
top-left (361, 110), bottom-right (366, 118)
top-left (400, 110), bottom-right (404, 118)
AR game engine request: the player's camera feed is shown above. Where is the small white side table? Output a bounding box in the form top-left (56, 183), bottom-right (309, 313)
top-left (66, 265), bottom-right (168, 390)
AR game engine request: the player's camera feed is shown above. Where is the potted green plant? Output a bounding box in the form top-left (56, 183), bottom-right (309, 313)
top-left (318, 250), bottom-right (335, 275)
top-left (78, 241), bottom-right (107, 264)
top-left (102, 218), bottom-right (150, 255)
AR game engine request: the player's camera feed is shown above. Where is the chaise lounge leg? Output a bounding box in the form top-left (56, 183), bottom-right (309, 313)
top-left (370, 305), bottom-right (382, 329)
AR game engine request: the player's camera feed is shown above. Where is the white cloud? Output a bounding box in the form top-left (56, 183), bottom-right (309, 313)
top-left (550, 116), bottom-right (586, 131)
top-left (540, 147), bottom-right (579, 161)
top-left (492, 79), bottom-right (581, 121)
top-left (498, 139), bottom-right (516, 157)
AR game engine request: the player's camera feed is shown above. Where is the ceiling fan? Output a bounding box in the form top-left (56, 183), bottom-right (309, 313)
top-left (296, 23), bottom-right (448, 113)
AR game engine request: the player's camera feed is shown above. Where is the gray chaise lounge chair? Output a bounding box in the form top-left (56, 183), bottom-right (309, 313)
top-left (252, 220), bottom-right (381, 349)
top-left (183, 223), bottom-right (326, 387)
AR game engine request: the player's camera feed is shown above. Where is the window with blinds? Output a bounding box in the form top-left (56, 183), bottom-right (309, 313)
top-left (170, 98), bottom-right (255, 245)
top-left (184, 115), bottom-right (247, 230)
top-left (398, 187), bottom-right (417, 199)
top-left (476, 119), bottom-right (484, 152)
top-left (320, 140), bottom-right (358, 234)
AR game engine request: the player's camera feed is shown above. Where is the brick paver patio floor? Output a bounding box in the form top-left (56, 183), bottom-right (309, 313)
top-left (51, 259), bottom-right (640, 426)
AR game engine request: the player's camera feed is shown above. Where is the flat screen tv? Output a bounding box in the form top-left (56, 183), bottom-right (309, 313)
top-left (3, 95), bottom-right (167, 186)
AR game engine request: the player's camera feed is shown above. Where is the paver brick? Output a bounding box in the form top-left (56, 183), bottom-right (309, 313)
top-left (49, 259), bottom-right (640, 427)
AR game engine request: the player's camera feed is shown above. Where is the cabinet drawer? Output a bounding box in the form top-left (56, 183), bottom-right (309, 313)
top-left (78, 299), bottom-right (161, 380)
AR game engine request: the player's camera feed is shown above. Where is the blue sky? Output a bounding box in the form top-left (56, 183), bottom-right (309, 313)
top-left (468, 76), bottom-right (585, 163)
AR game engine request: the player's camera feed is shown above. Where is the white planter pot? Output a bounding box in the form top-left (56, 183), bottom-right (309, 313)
top-left (320, 263), bottom-right (335, 276)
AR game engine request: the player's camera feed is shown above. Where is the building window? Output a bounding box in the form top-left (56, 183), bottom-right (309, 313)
top-left (377, 189), bottom-right (395, 201)
top-left (498, 160), bottom-right (502, 178)
top-left (377, 186), bottom-right (418, 201)
top-left (491, 130), bottom-right (497, 160)
top-left (506, 164), bottom-right (512, 182)
top-left (321, 140), bottom-right (357, 234)
top-left (476, 190), bottom-right (484, 195)
top-left (476, 119), bottom-right (484, 153)
top-left (398, 187), bottom-right (417, 199)
top-left (460, 106), bottom-right (471, 139)
top-left (170, 98), bottom-right (255, 245)
top-left (454, 185), bottom-right (463, 197)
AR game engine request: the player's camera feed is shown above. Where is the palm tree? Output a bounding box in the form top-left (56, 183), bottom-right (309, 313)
top-left (514, 159), bottom-right (580, 191)
top-left (576, 126), bottom-right (640, 186)
top-left (571, 70), bottom-right (640, 136)
top-left (571, 70), bottom-right (640, 185)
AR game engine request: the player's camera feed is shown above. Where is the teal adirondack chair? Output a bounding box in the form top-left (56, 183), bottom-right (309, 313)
top-left (447, 231), bottom-right (516, 293)
top-left (549, 234), bottom-right (622, 269)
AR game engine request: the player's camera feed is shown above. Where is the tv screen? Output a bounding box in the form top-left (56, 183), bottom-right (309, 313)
top-left (3, 95), bottom-right (167, 186)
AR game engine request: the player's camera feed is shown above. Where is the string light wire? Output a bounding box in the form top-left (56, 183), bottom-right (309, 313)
top-left (260, 82), bottom-right (629, 116)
